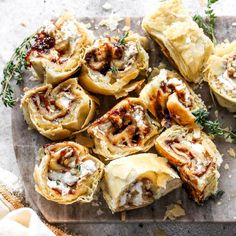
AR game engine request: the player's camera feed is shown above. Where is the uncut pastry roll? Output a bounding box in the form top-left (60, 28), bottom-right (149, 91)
top-left (21, 78), bottom-right (96, 140)
top-left (205, 41), bottom-right (236, 112)
top-left (140, 69), bottom-right (205, 126)
top-left (34, 141), bottom-right (104, 204)
top-left (102, 153), bottom-right (182, 213)
top-left (155, 125), bottom-right (222, 203)
top-left (142, 0), bottom-right (213, 83)
top-left (26, 13), bottom-right (93, 85)
top-left (87, 98), bottom-right (161, 160)
top-left (79, 33), bottom-right (149, 98)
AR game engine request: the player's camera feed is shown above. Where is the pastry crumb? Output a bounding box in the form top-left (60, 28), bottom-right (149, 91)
top-left (227, 148), bottom-right (236, 158)
top-left (163, 201), bottom-right (185, 221)
top-left (232, 22), bottom-right (236, 27)
top-left (99, 16), bottom-right (123, 31)
top-left (102, 2), bottom-right (112, 11)
top-left (83, 22), bottom-right (92, 29)
top-left (224, 163), bottom-right (229, 170)
top-left (217, 201), bottom-right (222, 205)
top-left (156, 228), bottom-right (167, 236)
top-left (148, 67), bottom-right (152, 72)
top-left (96, 208), bottom-right (104, 216)
top-left (122, 25), bottom-right (130, 31)
top-left (229, 175), bottom-right (232, 179)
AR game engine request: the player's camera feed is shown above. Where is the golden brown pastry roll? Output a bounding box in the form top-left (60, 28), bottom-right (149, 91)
top-left (142, 0), bottom-right (213, 83)
top-left (34, 141), bottom-right (104, 204)
top-left (26, 13), bottom-right (93, 85)
top-left (21, 78), bottom-right (96, 140)
top-left (140, 69), bottom-right (205, 126)
top-left (87, 98), bottom-right (161, 160)
top-left (205, 41), bottom-right (236, 112)
top-left (155, 125), bottom-right (222, 203)
top-left (102, 153), bottom-right (181, 212)
top-left (79, 33), bottom-right (149, 98)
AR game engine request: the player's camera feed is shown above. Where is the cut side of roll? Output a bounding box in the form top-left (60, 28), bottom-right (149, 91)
top-left (140, 69), bottom-right (205, 126)
top-left (142, 0), bottom-right (213, 83)
top-left (34, 141), bottom-right (104, 204)
top-left (102, 153), bottom-right (181, 212)
top-left (87, 98), bottom-right (161, 160)
top-left (205, 41), bottom-right (236, 112)
top-left (21, 78), bottom-right (96, 140)
top-left (155, 125), bottom-right (222, 203)
top-left (79, 33), bottom-right (149, 98)
top-left (26, 13), bottom-right (94, 85)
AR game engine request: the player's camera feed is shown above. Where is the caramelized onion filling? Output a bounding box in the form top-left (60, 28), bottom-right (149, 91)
top-left (119, 179), bottom-right (154, 207)
top-left (45, 144), bottom-right (97, 196)
top-left (97, 103), bottom-right (150, 147)
top-left (165, 138), bottom-right (212, 177)
top-left (85, 38), bottom-right (138, 75)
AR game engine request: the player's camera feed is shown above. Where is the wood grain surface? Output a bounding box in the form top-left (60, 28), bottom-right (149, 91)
top-left (12, 16), bottom-right (236, 223)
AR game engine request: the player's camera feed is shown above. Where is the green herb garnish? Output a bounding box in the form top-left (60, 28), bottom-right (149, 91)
top-left (118, 31), bottom-right (129, 46)
top-left (193, 0), bottom-right (218, 44)
top-left (56, 180), bottom-right (61, 185)
top-left (192, 108), bottom-right (236, 142)
top-left (210, 190), bottom-right (225, 201)
top-left (109, 66), bottom-right (118, 74)
top-left (76, 164), bottom-right (81, 172)
top-left (0, 34), bottom-right (35, 107)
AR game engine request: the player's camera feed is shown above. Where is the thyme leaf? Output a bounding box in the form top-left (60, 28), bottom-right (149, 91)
top-left (0, 33), bottom-right (36, 107)
top-left (118, 31), bottom-right (129, 46)
top-left (193, 0), bottom-right (218, 44)
top-left (192, 108), bottom-right (236, 142)
top-left (109, 66), bottom-right (118, 74)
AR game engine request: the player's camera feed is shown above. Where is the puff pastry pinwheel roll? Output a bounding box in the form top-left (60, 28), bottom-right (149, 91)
top-left (87, 98), bottom-right (161, 160)
top-left (155, 125), bottom-right (222, 203)
top-left (21, 78), bottom-right (96, 140)
top-left (34, 141), bottom-right (104, 204)
top-left (142, 0), bottom-right (213, 83)
top-left (205, 41), bottom-right (236, 112)
top-left (79, 33), bottom-right (149, 98)
top-left (102, 153), bottom-right (181, 213)
top-left (26, 13), bottom-right (94, 85)
top-left (140, 69), bottom-right (205, 126)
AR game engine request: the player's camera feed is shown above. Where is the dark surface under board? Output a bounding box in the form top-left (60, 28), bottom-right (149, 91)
top-left (12, 16), bottom-right (236, 223)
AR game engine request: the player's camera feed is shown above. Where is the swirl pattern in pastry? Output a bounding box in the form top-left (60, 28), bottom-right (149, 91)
top-left (34, 141), bottom-right (104, 204)
top-left (21, 78), bottom-right (97, 140)
top-left (102, 153), bottom-right (181, 212)
top-left (155, 125), bottom-right (222, 203)
top-left (87, 98), bottom-right (161, 160)
top-left (140, 69), bottom-right (205, 126)
top-left (26, 13), bottom-right (94, 85)
top-left (79, 33), bottom-right (149, 98)
top-left (142, 0), bottom-right (213, 83)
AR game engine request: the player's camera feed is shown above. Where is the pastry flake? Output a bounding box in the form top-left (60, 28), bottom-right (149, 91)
top-left (205, 41), bottom-right (236, 112)
top-left (21, 78), bottom-right (96, 140)
top-left (142, 0), bottom-right (213, 83)
top-left (34, 141), bottom-right (104, 204)
top-left (155, 125), bottom-right (222, 203)
top-left (79, 33), bottom-right (149, 98)
top-left (140, 69), bottom-right (205, 126)
top-left (102, 153), bottom-right (181, 212)
top-left (87, 97), bottom-right (161, 160)
top-left (26, 13), bottom-right (94, 85)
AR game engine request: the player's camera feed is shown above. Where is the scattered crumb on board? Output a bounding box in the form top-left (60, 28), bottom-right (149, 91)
top-left (99, 16), bottom-right (123, 31)
top-left (224, 163), bottom-right (229, 170)
top-left (156, 228), bottom-right (167, 236)
top-left (163, 201), bottom-right (186, 221)
top-left (102, 2), bottom-right (112, 11)
top-left (227, 148), bottom-right (236, 158)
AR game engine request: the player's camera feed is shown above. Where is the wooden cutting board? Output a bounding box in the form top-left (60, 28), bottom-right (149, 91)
top-left (12, 16), bottom-right (236, 223)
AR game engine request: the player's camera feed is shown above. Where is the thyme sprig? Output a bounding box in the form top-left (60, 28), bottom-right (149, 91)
top-left (193, 0), bottom-right (218, 44)
top-left (118, 31), bottom-right (129, 46)
top-left (1, 34), bottom-right (35, 107)
top-left (192, 108), bottom-right (236, 142)
top-left (109, 66), bottom-right (118, 74)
